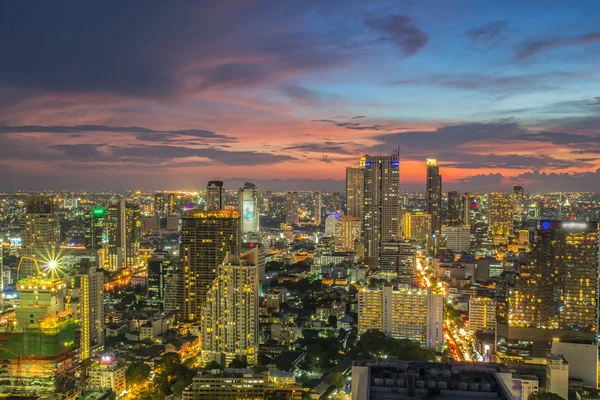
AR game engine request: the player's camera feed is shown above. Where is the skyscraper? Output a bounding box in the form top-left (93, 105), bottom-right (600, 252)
top-left (401, 211), bottom-right (431, 242)
top-left (447, 191), bottom-right (462, 226)
top-left (285, 192), bottom-right (299, 225)
top-left (154, 192), bottom-right (165, 216)
top-left (497, 220), bottom-right (599, 360)
top-left (512, 185), bottom-right (525, 222)
top-left (380, 239), bottom-right (416, 283)
top-left (180, 209), bottom-right (240, 321)
top-left (426, 159), bottom-right (442, 234)
top-left (147, 250), bottom-right (173, 302)
top-left (201, 248), bottom-right (259, 367)
top-left (313, 191), bottom-right (321, 226)
top-left (346, 157), bottom-right (365, 219)
top-left (167, 192), bottom-right (178, 215)
top-left (238, 182), bottom-right (259, 233)
top-left (206, 180), bottom-right (224, 210)
top-left (106, 200), bottom-right (141, 270)
top-left (77, 259), bottom-right (104, 361)
top-left (461, 192), bottom-right (474, 226)
top-left (19, 196), bottom-right (60, 279)
top-left (85, 207), bottom-right (106, 250)
top-left (487, 193), bottom-right (513, 238)
top-left (363, 153), bottom-right (400, 268)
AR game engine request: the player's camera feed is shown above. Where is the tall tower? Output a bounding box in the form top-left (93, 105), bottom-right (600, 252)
top-left (447, 191), bottom-right (461, 226)
top-left (512, 185), bottom-right (525, 222)
top-left (78, 259), bottom-right (104, 361)
top-left (346, 157), bottom-right (365, 219)
top-left (285, 192), bottom-right (299, 225)
top-left (238, 182), bottom-right (259, 233)
top-left (167, 192), bottom-right (178, 216)
top-left (461, 193), bottom-right (473, 226)
top-left (201, 248), bottom-right (259, 367)
top-left (206, 180), bottom-right (224, 211)
top-left (85, 207), bottom-right (106, 250)
top-left (180, 209), bottom-right (240, 321)
top-left (363, 153), bottom-right (400, 268)
top-left (313, 191), bottom-right (321, 226)
top-left (154, 192), bottom-right (165, 216)
top-left (106, 200), bottom-right (140, 270)
top-left (487, 193), bottom-right (513, 238)
top-left (19, 196), bottom-right (60, 279)
top-left (426, 159), bottom-right (442, 234)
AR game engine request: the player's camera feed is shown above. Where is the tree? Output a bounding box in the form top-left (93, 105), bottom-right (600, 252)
top-left (328, 315), bottom-right (338, 328)
top-left (228, 359), bottom-right (248, 369)
top-left (329, 372), bottom-right (346, 389)
top-left (528, 393), bottom-right (565, 400)
top-left (206, 361), bottom-right (222, 370)
top-left (126, 362), bottom-right (151, 387)
top-left (275, 358), bottom-right (294, 371)
top-left (171, 380), bottom-right (189, 397)
top-left (349, 329), bottom-right (436, 362)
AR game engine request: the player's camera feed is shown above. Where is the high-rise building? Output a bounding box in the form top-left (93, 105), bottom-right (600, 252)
top-left (206, 180), bottom-right (224, 211)
top-left (447, 191), bottom-right (462, 226)
top-left (468, 297), bottom-right (496, 334)
top-left (346, 157), bottom-right (365, 219)
top-left (147, 250), bottom-right (173, 302)
top-left (401, 212), bottom-right (431, 242)
top-left (154, 192), bottom-right (165, 216)
top-left (89, 355), bottom-right (127, 395)
top-left (167, 192), bottom-right (178, 215)
top-left (363, 153), bottom-right (400, 268)
top-left (19, 196), bottom-right (60, 279)
top-left (201, 248), bottom-right (259, 367)
top-left (285, 192), bottom-right (299, 225)
top-left (358, 286), bottom-right (443, 349)
top-left (85, 207), bottom-right (106, 250)
top-left (313, 191), bottom-right (321, 226)
top-left (380, 239), bottom-right (416, 283)
top-left (164, 269), bottom-right (185, 317)
top-left (440, 226), bottom-right (470, 253)
top-left (497, 220), bottom-right (599, 360)
top-left (545, 354), bottom-right (569, 400)
top-left (426, 159), bottom-right (442, 234)
top-left (461, 192), bottom-right (474, 226)
top-left (512, 185), bottom-right (525, 222)
top-left (239, 182), bottom-right (260, 233)
top-left (106, 200), bottom-right (141, 270)
top-left (487, 193), bottom-right (513, 238)
top-left (77, 259), bottom-right (104, 361)
top-left (180, 209), bottom-right (240, 321)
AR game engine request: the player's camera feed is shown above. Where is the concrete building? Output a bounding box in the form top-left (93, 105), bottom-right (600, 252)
top-left (206, 180), bottom-right (224, 210)
top-left (346, 158), bottom-right (365, 220)
top-left (426, 159), bottom-right (442, 234)
top-left (285, 192), bottom-right (299, 225)
top-left (201, 248), bottom-right (259, 367)
top-left (239, 182), bottom-right (260, 233)
top-left (487, 193), bottom-right (513, 238)
top-left (106, 199), bottom-right (141, 270)
top-left (402, 212), bottom-right (431, 241)
top-left (89, 355), bottom-right (127, 395)
top-left (379, 239), bottom-right (416, 283)
top-left (358, 287), bottom-right (443, 349)
top-left (447, 191), bottom-right (462, 226)
top-left (147, 250), bottom-right (173, 302)
top-left (440, 226), bottom-right (470, 253)
top-left (77, 260), bottom-right (104, 361)
top-left (313, 191), bottom-right (321, 226)
top-left (551, 341), bottom-right (597, 388)
top-left (468, 297), bottom-right (496, 334)
top-left (546, 354), bottom-right (569, 400)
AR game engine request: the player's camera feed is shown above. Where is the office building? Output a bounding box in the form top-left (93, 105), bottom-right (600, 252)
top-left (0, 276), bottom-right (76, 396)
top-left (180, 209), bottom-right (240, 321)
top-left (147, 250), bottom-right (173, 302)
top-left (285, 192), bottom-right (299, 225)
top-left (239, 182), bottom-right (260, 233)
top-left (206, 180), bottom-right (224, 210)
top-left (469, 297), bottom-right (496, 334)
top-left (426, 159), bottom-right (442, 234)
top-left (85, 207), bottom-right (106, 250)
top-left (313, 191), bottom-right (321, 225)
top-left (89, 355), bottom-right (127, 395)
top-left (167, 192), bottom-right (178, 215)
top-left (487, 193), bottom-right (513, 238)
top-left (358, 287), bottom-right (443, 349)
top-left (552, 341), bottom-right (598, 387)
top-left (512, 185), bottom-right (525, 222)
top-left (401, 212), bottom-right (431, 242)
top-left (346, 158), bottom-right (365, 219)
top-left (106, 200), bottom-right (141, 270)
top-left (462, 192), bottom-right (474, 226)
top-left (380, 240), bottom-right (416, 283)
top-left (497, 220), bottom-right (599, 360)
top-left (201, 248), bottom-right (259, 367)
top-left (77, 260), bottom-right (104, 361)
top-left (164, 269), bottom-right (185, 317)
top-left (19, 196), bottom-right (60, 279)
top-left (363, 153), bottom-right (400, 268)
top-left (440, 225), bottom-right (470, 253)
top-left (546, 354), bottom-right (569, 400)
top-left (338, 215), bottom-right (361, 251)
top-left (447, 191), bottom-right (462, 226)
top-left (154, 192), bottom-right (165, 215)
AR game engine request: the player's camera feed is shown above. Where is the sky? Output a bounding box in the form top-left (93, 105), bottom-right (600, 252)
top-left (1, 0), bottom-right (600, 192)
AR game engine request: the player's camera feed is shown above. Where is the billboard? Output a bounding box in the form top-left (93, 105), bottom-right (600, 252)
top-left (243, 200), bottom-right (255, 222)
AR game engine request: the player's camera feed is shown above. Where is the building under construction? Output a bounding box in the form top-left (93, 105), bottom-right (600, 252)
top-left (0, 276), bottom-right (76, 397)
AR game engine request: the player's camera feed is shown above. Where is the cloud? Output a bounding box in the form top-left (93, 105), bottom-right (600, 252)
top-left (514, 31), bottom-right (600, 60)
top-left (468, 20), bottom-right (507, 44)
top-left (311, 119), bottom-right (390, 131)
top-left (364, 15), bottom-right (429, 57)
top-left (506, 131), bottom-right (598, 145)
top-left (510, 169), bottom-right (600, 191)
top-left (458, 173), bottom-right (504, 185)
top-left (278, 85), bottom-right (342, 106)
top-left (284, 141), bottom-right (363, 155)
top-left (588, 97), bottom-right (600, 106)
top-left (351, 115), bottom-right (367, 119)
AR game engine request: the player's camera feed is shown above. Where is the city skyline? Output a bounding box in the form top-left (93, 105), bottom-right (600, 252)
top-left (1, 1), bottom-right (600, 191)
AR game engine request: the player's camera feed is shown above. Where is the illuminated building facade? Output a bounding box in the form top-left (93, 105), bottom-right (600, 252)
top-left (402, 212), bottom-right (431, 242)
top-left (106, 200), bottom-right (141, 270)
top-left (19, 196), bottom-right (60, 279)
top-left (84, 207), bottom-right (106, 250)
top-left (313, 191), bottom-right (321, 225)
top-left (238, 182), bottom-right (259, 233)
top-left (285, 192), bottom-right (299, 225)
top-left (487, 193), bottom-right (513, 238)
top-left (512, 185), bottom-right (525, 222)
top-left (363, 153), bottom-right (400, 268)
top-left (440, 225), bottom-right (470, 253)
top-left (447, 191), bottom-right (462, 226)
top-left (468, 297), bottom-right (496, 334)
top-left (201, 248), bottom-right (259, 367)
top-left (358, 286), bottom-right (443, 349)
top-left (206, 180), bottom-right (224, 211)
top-left (167, 192), bottom-right (178, 215)
top-left (147, 250), bottom-right (172, 302)
top-left (346, 158), bottom-right (365, 219)
top-left (380, 239), bottom-right (416, 283)
top-left (180, 209), bottom-right (240, 321)
top-left (154, 191), bottom-right (165, 215)
top-left (89, 355), bottom-right (127, 395)
top-left (77, 260), bottom-right (104, 361)
top-left (426, 159), bottom-right (442, 233)
top-left (497, 220), bottom-right (599, 360)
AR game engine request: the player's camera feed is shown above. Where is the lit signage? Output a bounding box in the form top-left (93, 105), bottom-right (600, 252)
top-left (243, 200), bottom-right (254, 222)
top-left (561, 221), bottom-right (588, 230)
